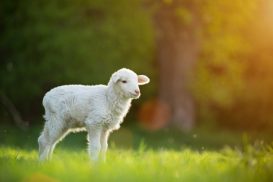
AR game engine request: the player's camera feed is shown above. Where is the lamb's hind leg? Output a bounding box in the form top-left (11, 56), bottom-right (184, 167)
top-left (47, 128), bottom-right (69, 160)
top-left (38, 118), bottom-right (68, 161)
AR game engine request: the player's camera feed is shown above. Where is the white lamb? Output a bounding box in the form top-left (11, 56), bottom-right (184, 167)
top-left (38, 68), bottom-right (150, 161)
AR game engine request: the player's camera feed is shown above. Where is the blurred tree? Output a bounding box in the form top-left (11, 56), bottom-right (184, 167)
top-left (153, 0), bottom-right (200, 131)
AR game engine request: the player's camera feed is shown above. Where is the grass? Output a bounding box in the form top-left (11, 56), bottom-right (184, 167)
top-left (0, 124), bottom-right (273, 181)
top-left (0, 145), bottom-right (273, 182)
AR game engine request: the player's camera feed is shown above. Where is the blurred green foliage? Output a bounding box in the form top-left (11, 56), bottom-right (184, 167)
top-left (190, 1), bottom-right (257, 126)
top-left (1, 0), bottom-right (273, 131)
top-left (195, 1), bottom-right (273, 130)
top-left (0, 0), bottom-right (155, 119)
top-left (173, 0), bottom-right (273, 130)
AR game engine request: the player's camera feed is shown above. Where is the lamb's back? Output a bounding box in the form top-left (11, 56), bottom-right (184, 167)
top-left (43, 84), bottom-right (108, 114)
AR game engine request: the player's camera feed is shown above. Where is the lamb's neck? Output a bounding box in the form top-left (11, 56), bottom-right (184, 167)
top-left (106, 86), bottom-right (132, 116)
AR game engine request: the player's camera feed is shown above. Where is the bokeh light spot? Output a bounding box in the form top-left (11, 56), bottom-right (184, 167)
top-left (138, 99), bottom-right (171, 131)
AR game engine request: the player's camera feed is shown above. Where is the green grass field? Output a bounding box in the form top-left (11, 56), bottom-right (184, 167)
top-left (1, 146), bottom-right (273, 182)
top-left (0, 124), bottom-right (273, 182)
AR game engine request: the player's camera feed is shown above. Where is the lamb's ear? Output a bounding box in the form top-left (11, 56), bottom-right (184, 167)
top-left (138, 75), bottom-right (150, 85)
top-left (111, 72), bottom-right (121, 83)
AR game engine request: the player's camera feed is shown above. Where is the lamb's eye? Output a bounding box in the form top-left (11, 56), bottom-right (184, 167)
top-left (121, 80), bottom-right (127, 83)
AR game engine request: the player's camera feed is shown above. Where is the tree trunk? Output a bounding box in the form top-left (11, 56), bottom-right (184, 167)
top-left (154, 4), bottom-right (200, 131)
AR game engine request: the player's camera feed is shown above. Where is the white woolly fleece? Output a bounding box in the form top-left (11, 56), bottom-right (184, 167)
top-left (38, 68), bottom-right (150, 161)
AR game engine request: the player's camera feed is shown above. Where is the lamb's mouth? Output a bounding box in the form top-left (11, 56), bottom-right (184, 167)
top-left (130, 92), bottom-right (140, 98)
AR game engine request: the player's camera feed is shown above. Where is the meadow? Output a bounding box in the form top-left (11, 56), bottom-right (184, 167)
top-left (2, 0), bottom-right (273, 181)
top-left (0, 124), bottom-right (273, 182)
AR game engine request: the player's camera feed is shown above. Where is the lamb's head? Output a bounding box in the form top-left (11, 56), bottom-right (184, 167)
top-left (109, 68), bottom-right (150, 99)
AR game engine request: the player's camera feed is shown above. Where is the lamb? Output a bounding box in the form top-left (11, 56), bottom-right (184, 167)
top-left (38, 68), bottom-right (150, 161)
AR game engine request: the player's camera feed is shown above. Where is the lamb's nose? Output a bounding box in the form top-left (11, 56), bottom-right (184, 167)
top-left (135, 89), bottom-right (140, 95)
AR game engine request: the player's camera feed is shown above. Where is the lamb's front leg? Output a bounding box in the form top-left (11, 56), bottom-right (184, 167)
top-left (86, 126), bottom-right (102, 162)
top-left (100, 129), bottom-right (110, 161)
